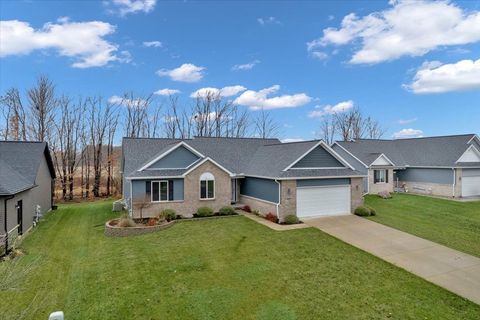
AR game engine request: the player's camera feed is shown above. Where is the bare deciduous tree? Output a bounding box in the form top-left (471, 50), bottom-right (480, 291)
top-left (28, 76), bottom-right (56, 142)
top-left (253, 109), bottom-right (280, 139)
top-left (0, 88), bottom-right (27, 141)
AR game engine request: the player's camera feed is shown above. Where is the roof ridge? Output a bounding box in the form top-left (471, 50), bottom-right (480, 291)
top-left (266, 139), bottom-right (321, 146)
top-left (0, 140), bottom-right (45, 144)
top-left (192, 136), bottom-right (278, 141)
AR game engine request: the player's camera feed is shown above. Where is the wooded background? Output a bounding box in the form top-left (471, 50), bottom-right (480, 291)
top-left (0, 76), bottom-right (385, 201)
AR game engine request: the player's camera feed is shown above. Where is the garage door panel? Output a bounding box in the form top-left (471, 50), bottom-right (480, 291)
top-left (296, 185), bottom-right (351, 218)
top-left (462, 176), bottom-right (480, 197)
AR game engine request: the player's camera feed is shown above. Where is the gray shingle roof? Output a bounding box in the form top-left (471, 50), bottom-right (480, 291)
top-left (0, 141), bottom-right (54, 195)
top-left (123, 137), bottom-right (364, 180)
top-left (336, 134), bottom-right (479, 168)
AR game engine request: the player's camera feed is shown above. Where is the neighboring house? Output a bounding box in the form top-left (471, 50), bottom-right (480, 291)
top-left (332, 134), bottom-right (480, 198)
top-left (122, 137), bottom-right (365, 221)
top-left (0, 141), bottom-right (56, 251)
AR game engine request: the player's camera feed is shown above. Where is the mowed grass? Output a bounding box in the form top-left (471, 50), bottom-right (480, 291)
top-left (0, 200), bottom-right (479, 319)
top-left (366, 193), bottom-right (480, 257)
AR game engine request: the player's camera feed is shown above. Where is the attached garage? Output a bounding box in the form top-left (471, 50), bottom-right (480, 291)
top-left (462, 169), bottom-right (480, 197)
top-left (296, 179), bottom-right (351, 218)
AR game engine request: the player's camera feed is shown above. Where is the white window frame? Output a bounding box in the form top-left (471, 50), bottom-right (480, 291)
top-left (374, 169), bottom-right (387, 184)
top-left (199, 172), bottom-right (215, 200)
top-left (151, 180), bottom-right (169, 202)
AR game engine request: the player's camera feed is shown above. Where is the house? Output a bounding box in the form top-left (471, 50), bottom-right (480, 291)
top-left (121, 137), bottom-right (365, 221)
top-left (332, 134), bottom-right (480, 198)
top-left (0, 141), bottom-right (56, 251)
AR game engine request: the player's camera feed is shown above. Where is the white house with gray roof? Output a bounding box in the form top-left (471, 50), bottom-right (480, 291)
top-left (121, 137), bottom-right (365, 221)
top-left (332, 134), bottom-right (480, 198)
top-left (0, 141), bottom-right (56, 253)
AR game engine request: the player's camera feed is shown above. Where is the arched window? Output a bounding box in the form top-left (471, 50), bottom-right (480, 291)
top-left (200, 172), bottom-right (215, 199)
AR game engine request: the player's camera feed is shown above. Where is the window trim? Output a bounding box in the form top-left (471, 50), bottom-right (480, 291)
top-left (199, 172), bottom-right (215, 200)
top-left (151, 180), bottom-right (169, 202)
top-left (374, 169), bottom-right (387, 184)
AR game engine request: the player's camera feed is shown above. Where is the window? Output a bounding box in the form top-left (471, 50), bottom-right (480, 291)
top-left (200, 172), bottom-right (215, 199)
top-left (152, 181), bottom-right (168, 202)
top-left (374, 169), bottom-right (388, 184)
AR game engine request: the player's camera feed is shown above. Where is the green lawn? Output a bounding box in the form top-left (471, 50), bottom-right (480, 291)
top-left (1, 200), bottom-right (479, 319)
top-left (366, 193), bottom-right (480, 257)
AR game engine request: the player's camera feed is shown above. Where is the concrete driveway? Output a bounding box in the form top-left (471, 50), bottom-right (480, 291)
top-left (305, 215), bottom-right (480, 305)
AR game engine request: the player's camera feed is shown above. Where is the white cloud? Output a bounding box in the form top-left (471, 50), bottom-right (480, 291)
top-left (308, 100), bottom-right (354, 118)
top-left (310, 51), bottom-right (328, 60)
top-left (234, 85), bottom-right (311, 111)
top-left (0, 19), bottom-right (123, 68)
top-left (156, 63), bottom-right (205, 82)
top-left (393, 128), bottom-right (424, 139)
top-left (143, 40), bottom-right (162, 48)
top-left (309, 0), bottom-right (480, 64)
top-left (257, 16), bottom-right (281, 25)
top-left (232, 60), bottom-right (260, 71)
top-left (282, 138), bottom-right (304, 143)
top-left (398, 117), bottom-right (418, 125)
top-left (405, 58), bottom-right (480, 94)
top-left (154, 88), bottom-right (180, 96)
top-left (108, 0), bottom-right (156, 16)
top-left (108, 95), bottom-right (147, 107)
top-left (190, 85), bottom-right (247, 98)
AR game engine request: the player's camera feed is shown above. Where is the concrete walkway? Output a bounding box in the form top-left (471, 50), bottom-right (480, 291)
top-left (305, 215), bottom-right (480, 305)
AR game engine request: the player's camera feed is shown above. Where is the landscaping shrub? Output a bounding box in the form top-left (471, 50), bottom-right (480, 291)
top-left (283, 214), bottom-right (299, 225)
top-left (146, 218), bottom-right (158, 226)
top-left (354, 206), bottom-right (372, 217)
top-left (118, 214), bottom-right (136, 227)
top-left (367, 206), bottom-right (377, 216)
top-left (252, 209), bottom-right (260, 216)
top-left (196, 206), bottom-right (214, 217)
top-left (219, 206), bottom-right (236, 216)
top-left (265, 212), bottom-right (278, 223)
top-left (243, 205), bottom-right (252, 213)
top-left (160, 209), bottom-right (177, 221)
top-left (378, 191), bottom-right (392, 199)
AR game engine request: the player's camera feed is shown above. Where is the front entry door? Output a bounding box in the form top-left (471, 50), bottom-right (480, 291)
top-left (17, 200), bottom-right (23, 235)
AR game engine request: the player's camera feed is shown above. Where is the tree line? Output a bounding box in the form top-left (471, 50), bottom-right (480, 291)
top-left (0, 76), bottom-right (384, 201)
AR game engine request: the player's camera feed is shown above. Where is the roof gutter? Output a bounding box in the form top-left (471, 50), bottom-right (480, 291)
top-left (3, 195), bottom-right (14, 256)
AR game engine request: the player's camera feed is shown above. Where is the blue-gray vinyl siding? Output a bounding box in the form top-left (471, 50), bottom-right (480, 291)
top-left (332, 144), bottom-right (367, 173)
top-left (131, 179), bottom-right (184, 201)
top-left (296, 178), bottom-right (350, 188)
top-left (148, 146), bottom-right (200, 169)
top-left (396, 168), bottom-right (453, 184)
top-left (240, 177), bottom-right (279, 203)
top-left (463, 169), bottom-right (480, 177)
top-left (292, 145), bottom-right (344, 168)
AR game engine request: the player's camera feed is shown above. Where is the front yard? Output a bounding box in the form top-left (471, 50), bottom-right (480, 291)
top-left (1, 200), bottom-right (479, 319)
top-left (365, 193), bottom-right (480, 257)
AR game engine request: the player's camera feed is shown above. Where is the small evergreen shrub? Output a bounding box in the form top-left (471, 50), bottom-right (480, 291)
top-left (265, 212), bottom-right (278, 223)
top-left (354, 206), bottom-right (371, 217)
top-left (367, 206), bottom-right (377, 216)
top-left (160, 209), bottom-right (177, 221)
top-left (219, 206), bottom-right (236, 216)
top-left (243, 205), bottom-right (252, 213)
top-left (283, 214), bottom-right (299, 225)
top-left (197, 206), bottom-right (214, 217)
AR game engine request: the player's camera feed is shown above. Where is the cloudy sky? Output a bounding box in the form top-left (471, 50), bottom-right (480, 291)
top-left (1, 0), bottom-right (479, 141)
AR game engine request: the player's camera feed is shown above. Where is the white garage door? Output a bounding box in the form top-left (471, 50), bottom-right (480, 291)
top-left (296, 185), bottom-right (351, 218)
top-left (462, 176), bottom-right (480, 197)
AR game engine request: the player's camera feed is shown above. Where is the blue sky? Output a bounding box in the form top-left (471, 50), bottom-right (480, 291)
top-left (1, 0), bottom-right (479, 142)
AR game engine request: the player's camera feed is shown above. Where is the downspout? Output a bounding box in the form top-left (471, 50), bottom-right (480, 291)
top-left (274, 179), bottom-right (281, 221)
top-left (452, 168), bottom-right (456, 198)
top-left (3, 195), bottom-right (14, 256)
